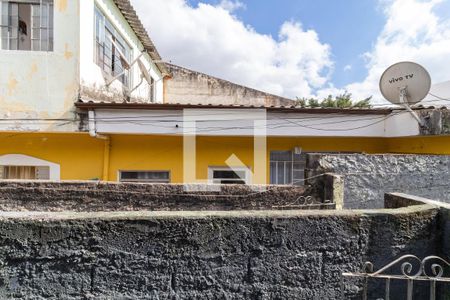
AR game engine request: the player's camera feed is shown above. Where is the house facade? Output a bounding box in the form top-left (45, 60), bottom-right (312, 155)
top-left (0, 0), bottom-right (449, 184)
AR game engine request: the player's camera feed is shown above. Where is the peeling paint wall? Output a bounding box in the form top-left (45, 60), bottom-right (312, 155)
top-left (164, 64), bottom-right (296, 106)
top-left (0, 0), bottom-right (164, 133)
top-left (79, 0), bottom-right (164, 104)
top-left (0, 0), bottom-right (80, 132)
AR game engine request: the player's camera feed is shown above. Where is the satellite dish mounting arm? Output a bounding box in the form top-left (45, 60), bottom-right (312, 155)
top-left (399, 86), bottom-right (425, 128)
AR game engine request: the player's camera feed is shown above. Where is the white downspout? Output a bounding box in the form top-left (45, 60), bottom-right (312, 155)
top-left (88, 110), bottom-right (110, 181)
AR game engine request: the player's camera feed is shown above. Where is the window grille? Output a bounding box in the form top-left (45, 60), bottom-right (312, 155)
top-left (270, 150), bottom-right (306, 186)
top-left (95, 6), bottom-right (131, 87)
top-left (119, 171), bottom-right (170, 183)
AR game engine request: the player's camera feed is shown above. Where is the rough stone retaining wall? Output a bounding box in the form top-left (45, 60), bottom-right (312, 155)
top-left (0, 181), bottom-right (333, 212)
top-left (0, 206), bottom-right (439, 299)
top-left (307, 153), bottom-right (450, 209)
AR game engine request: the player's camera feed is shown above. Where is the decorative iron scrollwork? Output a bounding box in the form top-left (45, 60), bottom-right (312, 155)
top-left (363, 255), bottom-right (450, 280)
top-left (342, 255), bottom-right (450, 300)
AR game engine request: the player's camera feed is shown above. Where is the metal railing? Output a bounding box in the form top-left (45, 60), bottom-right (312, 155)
top-left (341, 255), bottom-right (450, 300)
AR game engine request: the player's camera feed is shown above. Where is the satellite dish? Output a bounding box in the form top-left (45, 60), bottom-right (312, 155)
top-left (379, 61), bottom-right (431, 105)
top-left (138, 59), bottom-right (153, 85)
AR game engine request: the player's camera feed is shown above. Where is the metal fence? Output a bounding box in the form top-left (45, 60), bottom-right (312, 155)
top-left (341, 255), bottom-right (450, 300)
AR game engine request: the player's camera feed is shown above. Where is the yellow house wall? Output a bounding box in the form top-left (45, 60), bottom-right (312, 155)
top-left (0, 133), bottom-right (104, 180)
top-left (386, 136), bottom-right (450, 154)
top-left (1, 132), bottom-right (450, 182)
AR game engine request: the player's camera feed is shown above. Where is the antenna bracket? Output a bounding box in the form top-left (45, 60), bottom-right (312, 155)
top-left (399, 87), bottom-right (426, 128)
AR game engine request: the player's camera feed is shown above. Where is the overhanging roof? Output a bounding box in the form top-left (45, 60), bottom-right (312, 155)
top-left (112, 0), bottom-right (169, 76)
top-left (75, 101), bottom-right (394, 115)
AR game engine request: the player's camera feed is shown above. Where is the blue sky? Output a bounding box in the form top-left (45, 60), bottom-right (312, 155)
top-left (133, 0), bottom-right (450, 101)
top-left (186, 0), bottom-right (385, 88)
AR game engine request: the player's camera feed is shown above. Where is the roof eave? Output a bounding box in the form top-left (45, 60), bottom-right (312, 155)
top-left (112, 0), bottom-right (170, 76)
top-left (75, 101), bottom-right (393, 115)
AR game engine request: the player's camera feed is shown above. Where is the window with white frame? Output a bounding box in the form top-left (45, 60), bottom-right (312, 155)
top-left (270, 151), bottom-right (306, 186)
top-left (0, 0), bottom-right (53, 51)
top-left (94, 6), bottom-right (131, 87)
top-left (119, 171), bottom-right (170, 183)
top-left (208, 167), bottom-right (249, 185)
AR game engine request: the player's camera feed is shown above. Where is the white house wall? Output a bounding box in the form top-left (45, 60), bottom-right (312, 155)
top-left (89, 109), bottom-right (420, 137)
top-left (384, 110), bottom-right (420, 137)
top-left (79, 0), bottom-right (164, 103)
top-left (0, 0), bottom-right (80, 132)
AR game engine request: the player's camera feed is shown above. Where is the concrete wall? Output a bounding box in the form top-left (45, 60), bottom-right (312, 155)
top-left (92, 109), bottom-right (415, 137)
top-left (307, 153), bottom-right (450, 209)
top-left (3, 133), bottom-right (450, 183)
top-left (164, 64), bottom-right (295, 106)
top-left (0, 181), bottom-right (335, 212)
top-left (0, 0), bottom-right (80, 132)
top-left (0, 0), bottom-right (164, 133)
top-left (0, 204), bottom-right (439, 299)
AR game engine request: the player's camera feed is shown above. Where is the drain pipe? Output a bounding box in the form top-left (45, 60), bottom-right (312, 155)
top-left (88, 110), bottom-right (110, 181)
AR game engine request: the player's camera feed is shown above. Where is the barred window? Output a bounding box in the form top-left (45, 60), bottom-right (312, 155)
top-left (94, 6), bottom-right (131, 87)
top-left (0, 0), bottom-right (53, 51)
top-left (119, 171), bottom-right (170, 183)
top-left (270, 150), bottom-right (306, 186)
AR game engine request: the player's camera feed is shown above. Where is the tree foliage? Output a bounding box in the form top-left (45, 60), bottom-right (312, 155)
top-left (295, 92), bottom-right (372, 109)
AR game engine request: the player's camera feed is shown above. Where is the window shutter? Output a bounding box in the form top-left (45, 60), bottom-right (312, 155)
top-left (35, 166), bottom-right (50, 180)
top-left (0, 166), bottom-right (3, 179)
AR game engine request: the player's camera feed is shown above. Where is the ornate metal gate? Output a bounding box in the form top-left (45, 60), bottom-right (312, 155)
top-left (341, 255), bottom-right (450, 300)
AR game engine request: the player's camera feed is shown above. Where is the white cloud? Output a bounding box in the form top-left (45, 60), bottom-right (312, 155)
top-left (314, 84), bottom-right (346, 100)
top-left (345, 0), bottom-right (450, 103)
top-left (131, 0), bottom-right (333, 98)
top-left (131, 0), bottom-right (450, 103)
top-left (218, 0), bottom-right (246, 12)
top-left (343, 65), bottom-right (352, 72)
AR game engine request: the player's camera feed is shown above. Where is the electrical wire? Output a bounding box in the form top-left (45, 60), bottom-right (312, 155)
top-left (5, 91), bottom-right (450, 133)
top-left (427, 93), bottom-right (450, 102)
top-left (0, 111), bottom-right (410, 135)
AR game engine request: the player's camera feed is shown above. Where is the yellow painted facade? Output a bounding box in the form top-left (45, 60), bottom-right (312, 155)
top-left (1, 132), bottom-right (450, 182)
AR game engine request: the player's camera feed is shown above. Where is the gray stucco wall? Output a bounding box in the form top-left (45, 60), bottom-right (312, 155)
top-left (0, 206), bottom-right (438, 299)
top-left (164, 64), bottom-right (295, 106)
top-left (308, 154), bottom-right (450, 209)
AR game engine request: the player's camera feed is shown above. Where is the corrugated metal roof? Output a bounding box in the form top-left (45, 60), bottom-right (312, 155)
top-left (112, 0), bottom-right (169, 75)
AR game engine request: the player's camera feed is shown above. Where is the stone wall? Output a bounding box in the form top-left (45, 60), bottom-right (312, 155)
top-left (418, 109), bottom-right (450, 135)
top-left (307, 153), bottom-right (450, 209)
top-left (0, 181), bottom-right (335, 212)
top-left (0, 205), bottom-right (439, 299)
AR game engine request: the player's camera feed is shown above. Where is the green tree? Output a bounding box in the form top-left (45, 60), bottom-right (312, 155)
top-left (307, 98), bottom-right (320, 108)
top-left (295, 92), bottom-right (372, 109)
